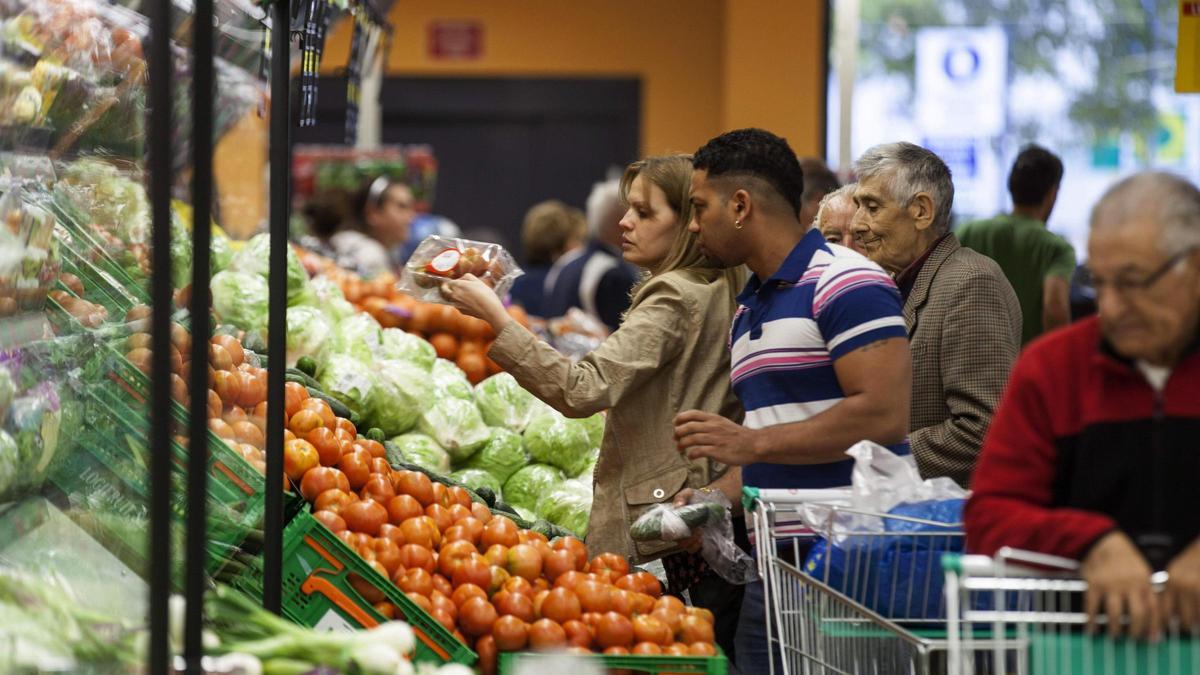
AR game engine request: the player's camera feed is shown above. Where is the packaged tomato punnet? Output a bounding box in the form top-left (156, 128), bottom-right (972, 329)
top-left (400, 236), bottom-right (523, 304)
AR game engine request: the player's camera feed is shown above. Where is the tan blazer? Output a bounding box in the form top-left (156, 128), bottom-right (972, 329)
top-left (905, 234), bottom-right (1021, 488)
top-left (489, 267), bottom-right (743, 562)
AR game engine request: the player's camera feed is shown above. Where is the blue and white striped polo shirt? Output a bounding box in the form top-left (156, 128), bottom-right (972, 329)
top-left (733, 228), bottom-right (910, 492)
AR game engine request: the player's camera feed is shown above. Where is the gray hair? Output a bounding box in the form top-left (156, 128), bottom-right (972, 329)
top-left (586, 177), bottom-right (624, 238)
top-left (815, 183), bottom-right (857, 228)
top-left (1090, 171), bottom-right (1200, 255)
top-left (854, 142), bottom-right (955, 234)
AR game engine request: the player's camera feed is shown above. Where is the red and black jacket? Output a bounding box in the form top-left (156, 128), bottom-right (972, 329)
top-left (965, 316), bottom-right (1200, 571)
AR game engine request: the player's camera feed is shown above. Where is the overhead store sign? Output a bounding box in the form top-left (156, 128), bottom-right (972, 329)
top-left (915, 27), bottom-right (1008, 137)
top-left (428, 20), bottom-right (484, 61)
top-left (1179, 1), bottom-right (1200, 92)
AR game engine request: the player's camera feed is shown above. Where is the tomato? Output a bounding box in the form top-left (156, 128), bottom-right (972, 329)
top-left (301, 398), bottom-right (335, 430)
top-left (312, 510), bottom-right (346, 533)
top-left (421, 516), bottom-right (443, 547)
top-left (603, 646), bottom-right (631, 656)
top-left (304, 427), bottom-right (342, 467)
top-left (236, 370), bottom-right (267, 408)
top-left (400, 517), bottom-right (436, 549)
top-left (447, 486), bottom-right (473, 508)
top-left (212, 335), bottom-right (245, 367)
top-left (528, 619), bottom-right (567, 650)
top-left (589, 552), bottom-right (630, 578)
top-left (379, 523), bottom-right (406, 548)
top-left (632, 641), bottom-right (662, 655)
top-left (543, 549), bottom-right (576, 583)
top-left (551, 537), bottom-right (589, 570)
top-left (439, 539), bottom-right (478, 578)
top-left (678, 614), bottom-right (715, 644)
top-left (425, 504), bottom-right (454, 533)
top-left (361, 474), bottom-right (396, 503)
top-left (338, 449), bottom-right (372, 490)
top-left (342, 499), bottom-right (388, 536)
top-left (206, 389), bottom-right (222, 419)
top-left (300, 467), bottom-right (350, 501)
top-left (397, 543), bottom-right (435, 573)
top-left (651, 607), bottom-right (681, 635)
top-left (554, 570), bottom-right (588, 592)
top-left (394, 470), bottom-right (435, 506)
top-left (386, 494), bottom-right (424, 525)
top-left (609, 588), bottom-right (636, 617)
top-left (481, 516), bottom-right (520, 549)
top-left (475, 634), bottom-right (498, 675)
top-left (503, 576), bottom-right (534, 597)
top-left (518, 529), bottom-right (549, 546)
top-left (595, 611), bottom-right (634, 649)
top-left (289, 408), bottom-right (323, 435)
top-left (492, 615), bottom-right (529, 652)
top-left (532, 590), bottom-right (550, 619)
top-left (373, 602), bottom-right (396, 620)
top-left (632, 615), bottom-right (672, 646)
top-left (563, 619), bottom-right (593, 649)
top-left (284, 381), bottom-right (309, 418)
top-left (689, 641), bottom-right (717, 656)
top-left (370, 457), bottom-right (391, 476)
top-left (499, 543), bottom-right (540, 582)
top-left (406, 592), bottom-right (433, 613)
top-left (208, 418), bottom-right (236, 440)
top-left (540, 587), bottom-right (582, 624)
top-left (459, 596), bottom-right (499, 637)
top-left (442, 525), bottom-right (474, 545)
top-left (360, 439), bottom-right (386, 459)
top-left (283, 439), bottom-right (319, 481)
top-left (446, 503), bottom-right (473, 524)
top-left (209, 343), bottom-right (233, 371)
top-left (348, 572), bottom-right (385, 604)
top-left (431, 591), bottom-right (458, 621)
top-left (664, 643), bottom-right (691, 656)
top-left (398, 568), bottom-right (433, 597)
top-left (686, 606), bottom-right (716, 624)
top-left (493, 590), bottom-right (536, 623)
top-left (432, 574), bottom-right (454, 598)
top-left (654, 596), bottom-right (686, 616)
top-left (471, 502), bottom-right (494, 524)
top-left (452, 554), bottom-right (493, 590)
top-left (632, 592), bottom-right (656, 616)
top-left (431, 482), bottom-right (448, 507)
top-left (632, 572), bottom-right (663, 598)
top-left (576, 579), bottom-right (612, 614)
top-left (452, 583), bottom-right (488, 608)
top-left (372, 538), bottom-right (403, 576)
top-left (459, 516), bottom-right (485, 542)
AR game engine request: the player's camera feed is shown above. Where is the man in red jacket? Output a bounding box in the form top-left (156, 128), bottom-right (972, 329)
top-left (966, 171), bottom-right (1200, 641)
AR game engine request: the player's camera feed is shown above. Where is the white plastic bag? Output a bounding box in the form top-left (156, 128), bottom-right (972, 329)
top-left (692, 490), bottom-right (759, 585)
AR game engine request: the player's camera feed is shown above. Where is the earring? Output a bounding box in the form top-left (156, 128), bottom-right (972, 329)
top-left (734, 219), bottom-right (743, 230)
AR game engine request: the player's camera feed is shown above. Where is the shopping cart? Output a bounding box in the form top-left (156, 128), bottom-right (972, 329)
top-left (945, 548), bottom-right (1200, 675)
top-left (746, 487), bottom-right (965, 675)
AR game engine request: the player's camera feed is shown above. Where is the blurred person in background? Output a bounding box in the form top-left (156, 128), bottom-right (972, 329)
top-left (798, 156), bottom-right (841, 228)
top-left (301, 176), bottom-right (417, 277)
top-left (852, 142), bottom-right (1021, 488)
top-left (442, 155), bottom-right (749, 661)
top-left (542, 177), bottom-right (640, 331)
top-left (509, 200), bottom-right (587, 317)
top-left (966, 172), bottom-right (1200, 640)
top-left (958, 144), bottom-right (1076, 345)
top-left (815, 184), bottom-right (865, 254)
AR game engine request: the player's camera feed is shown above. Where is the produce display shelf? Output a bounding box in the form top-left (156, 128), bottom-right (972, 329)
top-left (498, 650), bottom-right (728, 674)
top-left (43, 195), bottom-right (150, 304)
top-left (233, 510), bottom-right (476, 668)
top-left (59, 246), bottom-right (143, 317)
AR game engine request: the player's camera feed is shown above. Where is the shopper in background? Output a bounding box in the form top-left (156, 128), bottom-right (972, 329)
top-left (542, 177), bottom-right (640, 331)
top-left (815, 184), bottom-right (865, 254)
top-left (957, 144), bottom-right (1076, 345)
top-left (966, 172), bottom-right (1200, 640)
top-left (302, 176), bottom-right (417, 277)
top-left (441, 155), bottom-right (749, 658)
top-left (674, 128), bottom-right (912, 673)
top-left (798, 156), bottom-right (841, 228)
top-left (508, 200), bottom-right (587, 317)
top-left (852, 142), bottom-right (1021, 488)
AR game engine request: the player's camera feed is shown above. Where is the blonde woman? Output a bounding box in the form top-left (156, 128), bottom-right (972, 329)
top-left (441, 155), bottom-right (747, 655)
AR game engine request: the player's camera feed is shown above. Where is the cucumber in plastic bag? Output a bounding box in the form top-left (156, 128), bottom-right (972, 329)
top-left (630, 502), bottom-right (726, 542)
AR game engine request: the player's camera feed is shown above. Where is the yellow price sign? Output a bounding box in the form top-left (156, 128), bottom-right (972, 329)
top-left (1180, 1), bottom-right (1200, 92)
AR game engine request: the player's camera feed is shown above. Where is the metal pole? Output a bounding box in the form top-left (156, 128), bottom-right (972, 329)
top-left (835, 0), bottom-right (859, 173)
top-left (147, 0), bottom-right (174, 670)
top-left (264, 0), bottom-right (291, 614)
top-left (185, 0), bottom-right (214, 669)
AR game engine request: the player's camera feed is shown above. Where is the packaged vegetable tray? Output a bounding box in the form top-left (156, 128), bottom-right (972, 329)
top-left (399, 235), bottom-right (523, 304)
top-left (232, 510), bottom-right (476, 667)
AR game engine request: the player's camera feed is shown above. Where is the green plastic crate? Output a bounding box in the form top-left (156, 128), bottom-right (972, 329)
top-left (234, 510), bottom-right (476, 667)
top-left (498, 650), bottom-right (728, 674)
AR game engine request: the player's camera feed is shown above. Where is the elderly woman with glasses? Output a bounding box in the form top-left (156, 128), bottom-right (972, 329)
top-left (967, 171), bottom-right (1200, 642)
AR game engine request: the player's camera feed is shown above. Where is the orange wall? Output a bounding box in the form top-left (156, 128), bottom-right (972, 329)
top-left (321, 0), bottom-right (826, 156)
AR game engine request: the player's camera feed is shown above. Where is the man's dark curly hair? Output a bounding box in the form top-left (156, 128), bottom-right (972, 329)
top-left (693, 128), bottom-right (805, 217)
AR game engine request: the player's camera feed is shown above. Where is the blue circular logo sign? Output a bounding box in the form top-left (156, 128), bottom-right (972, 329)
top-left (943, 46), bottom-right (981, 82)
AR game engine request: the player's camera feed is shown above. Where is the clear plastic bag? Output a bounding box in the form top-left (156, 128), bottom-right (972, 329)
top-left (398, 235), bottom-right (523, 305)
top-left (693, 489), bottom-right (759, 585)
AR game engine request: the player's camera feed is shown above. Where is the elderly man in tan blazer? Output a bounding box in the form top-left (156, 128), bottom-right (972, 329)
top-left (850, 142), bottom-right (1022, 487)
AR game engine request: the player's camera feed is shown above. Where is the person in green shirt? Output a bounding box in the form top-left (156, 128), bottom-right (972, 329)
top-left (958, 145), bottom-right (1077, 345)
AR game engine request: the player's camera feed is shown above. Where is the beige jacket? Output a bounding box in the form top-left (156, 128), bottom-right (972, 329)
top-left (488, 267), bottom-right (743, 562)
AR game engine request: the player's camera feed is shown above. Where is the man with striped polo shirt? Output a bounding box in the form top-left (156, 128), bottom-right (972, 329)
top-left (674, 129), bottom-right (912, 673)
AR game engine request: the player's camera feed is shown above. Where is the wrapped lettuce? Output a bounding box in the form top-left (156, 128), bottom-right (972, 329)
top-left (210, 231), bottom-right (234, 274)
top-left (315, 353), bottom-right (377, 418)
top-left (0, 429), bottom-right (18, 500)
top-left (368, 359), bottom-right (435, 436)
top-left (582, 412), bottom-right (605, 449)
top-left (474, 373), bottom-right (549, 432)
top-left (523, 411), bottom-right (595, 477)
top-left (503, 463), bottom-right (564, 514)
top-left (536, 479), bottom-right (593, 538)
top-left (417, 396), bottom-right (491, 462)
top-left (462, 428), bottom-right (527, 484)
top-left (285, 305), bottom-right (333, 367)
top-left (0, 367), bottom-right (14, 420)
top-left (230, 233), bottom-right (312, 305)
top-left (307, 275), bottom-right (355, 320)
top-left (451, 468), bottom-right (503, 498)
top-left (169, 212), bottom-right (192, 289)
top-left (211, 270), bottom-right (269, 333)
top-left (377, 328), bottom-right (436, 371)
top-left (389, 432), bottom-right (450, 474)
top-left (321, 313), bottom-right (383, 365)
top-left (431, 358), bottom-right (473, 401)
